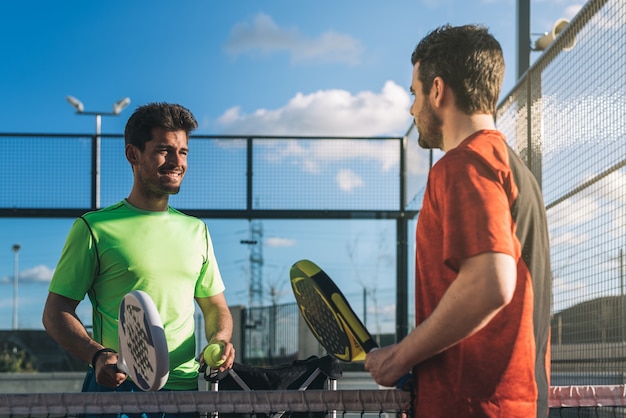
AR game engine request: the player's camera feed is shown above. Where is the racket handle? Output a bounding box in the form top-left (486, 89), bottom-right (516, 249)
top-left (116, 358), bottom-right (129, 375)
top-left (199, 361), bottom-right (221, 382)
top-left (396, 373), bottom-right (414, 391)
top-left (204, 367), bottom-right (221, 382)
top-left (368, 348), bottom-right (413, 391)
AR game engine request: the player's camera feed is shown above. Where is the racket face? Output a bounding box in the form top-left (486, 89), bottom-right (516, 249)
top-left (290, 259), bottom-right (378, 362)
top-left (118, 290), bottom-right (169, 391)
top-left (291, 274), bottom-right (354, 361)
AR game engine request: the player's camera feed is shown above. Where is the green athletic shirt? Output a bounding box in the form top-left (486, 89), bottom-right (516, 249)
top-left (49, 199), bottom-right (226, 390)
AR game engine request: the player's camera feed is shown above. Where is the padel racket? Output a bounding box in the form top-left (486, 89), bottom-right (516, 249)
top-left (290, 259), bottom-right (412, 389)
top-left (290, 259), bottom-right (376, 361)
top-left (117, 290), bottom-right (169, 391)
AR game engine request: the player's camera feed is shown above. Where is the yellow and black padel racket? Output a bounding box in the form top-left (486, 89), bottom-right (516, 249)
top-left (290, 259), bottom-right (378, 362)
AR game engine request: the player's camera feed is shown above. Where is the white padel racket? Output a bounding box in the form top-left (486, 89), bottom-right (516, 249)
top-left (117, 290), bottom-right (169, 391)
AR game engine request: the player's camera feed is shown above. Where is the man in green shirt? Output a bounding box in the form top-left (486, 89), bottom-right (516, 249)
top-left (43, 103), bottom-right (234, 395)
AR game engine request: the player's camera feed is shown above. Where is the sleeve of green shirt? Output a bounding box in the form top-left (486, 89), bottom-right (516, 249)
top-left (49, 217), bottom-right (98, 301)
top-left (194, 222), bottom-right (226, 298)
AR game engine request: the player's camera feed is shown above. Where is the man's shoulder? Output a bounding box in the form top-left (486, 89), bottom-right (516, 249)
top-left (439, 130), bottom-right (510, 170)
top-left (80, 201), bottom-right (127, 222)
top-left (168, 206), bottom-right (201, 221)
top-left (455, 129), bottom-right (507, 156)
top-left (167, 207), bottom-right (207, 230)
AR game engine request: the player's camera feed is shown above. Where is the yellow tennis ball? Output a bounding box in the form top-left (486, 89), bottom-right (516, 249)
top-left (204, 343), bottom-right (225, 368)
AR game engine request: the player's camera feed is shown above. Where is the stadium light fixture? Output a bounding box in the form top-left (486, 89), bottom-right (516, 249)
top-left (533, 18), bottom-right (576, 52)
top-left (65, 96), bottom-right (131, 208)
top-left (113, 97), bottom-right (131, 115)
top-left (66, 96), bottom-right (84, 113)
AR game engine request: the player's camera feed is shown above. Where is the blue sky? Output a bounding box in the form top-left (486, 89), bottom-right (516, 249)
top-left (0, 0), bottom-right (584, 331)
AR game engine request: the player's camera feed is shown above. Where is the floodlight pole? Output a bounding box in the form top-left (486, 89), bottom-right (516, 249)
top-left (12, 244), bottom-right (20, 330)
top-left (66, 96), bottom-right (131, 209)
top-left (517, 0), bottom-right (531, 79)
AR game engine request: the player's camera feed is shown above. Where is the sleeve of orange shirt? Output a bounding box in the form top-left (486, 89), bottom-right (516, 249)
top-left (433, 148), bottom-right (518, 272)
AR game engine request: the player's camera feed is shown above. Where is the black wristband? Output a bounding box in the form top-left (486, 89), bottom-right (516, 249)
top-left (91, 348), bottom-right (117, 368)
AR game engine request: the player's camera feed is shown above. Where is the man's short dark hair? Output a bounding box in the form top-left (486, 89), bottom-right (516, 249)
top-left (411, 24), bottom-right (505, 115)
top-left (124, 102), bottom-right (198, 150)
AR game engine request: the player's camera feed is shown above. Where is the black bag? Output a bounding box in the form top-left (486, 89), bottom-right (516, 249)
top-left (206, 355), bottom-right (342, 418)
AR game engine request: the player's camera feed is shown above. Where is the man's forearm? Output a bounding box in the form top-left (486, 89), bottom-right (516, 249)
top-left (43, 295), bottom-right (103, 365)
top-left (197, 294), bottom-right (233, 344)
top-left (399, 252), bottom-right (516, 367)
top-left (205, 307), bottom-right (233, 344)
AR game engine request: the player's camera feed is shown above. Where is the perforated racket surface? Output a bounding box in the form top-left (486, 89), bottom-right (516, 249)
top-left (118, 290), bottom-right (169, 391)
top-left (290, 259), bottom-right (377, 362)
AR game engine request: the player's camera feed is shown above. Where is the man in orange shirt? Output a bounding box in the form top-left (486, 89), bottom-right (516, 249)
top-left (365, 25), bottom-right (552, 417)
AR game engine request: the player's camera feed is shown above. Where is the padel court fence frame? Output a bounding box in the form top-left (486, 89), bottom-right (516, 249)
top-left (0, 132), bottom-right (424, 366)
top-left (0, 0), bottom-right (624, 386)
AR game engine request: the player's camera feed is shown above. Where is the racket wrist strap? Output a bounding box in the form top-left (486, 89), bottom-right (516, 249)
top-left (91, 348), bottom-right (117, 368)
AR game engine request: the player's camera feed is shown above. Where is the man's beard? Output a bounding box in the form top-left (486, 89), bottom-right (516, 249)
top-left (140, 172), bottom-right (183, 197)
top-left (416, 100), bottom-right (443, 150)
top-left (142, 181), bottom-right (182, 199)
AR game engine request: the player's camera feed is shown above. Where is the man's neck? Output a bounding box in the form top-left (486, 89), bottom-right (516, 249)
top-left (442, 113), bottom-right (496, 152)
top-left (126, 191), bottom-right (169, 212)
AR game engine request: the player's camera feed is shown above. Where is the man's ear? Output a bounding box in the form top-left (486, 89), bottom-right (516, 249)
top-left (125, 144), bottom-right (139, 165)
top-left (431, 76), bottom-right (446, 107)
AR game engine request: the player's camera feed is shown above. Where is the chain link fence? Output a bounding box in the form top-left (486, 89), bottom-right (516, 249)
top-left (496, 0), bottom-right (626, 384)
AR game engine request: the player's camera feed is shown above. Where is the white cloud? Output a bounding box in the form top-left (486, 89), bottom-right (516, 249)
top-left (588, 3), bottom-right (624, 31)
top-left (0, 265), bottom-right (54, 284)
top-left (336, 169), bottom-right (364, 192)
top-left (548, 195), bottom-right (599, 231)
top-left (217, 80), bottom-right (411, 137)
top-left (21, 265), bottom-right (54, 282)
top-left (213, 81), bottom-right (411, 194)
top-left (564, 4), bottom-right (583, 20)
top-left (266, 237), bottom-right (296, 247)
top-left (224, 13), bottom-right (363, 65)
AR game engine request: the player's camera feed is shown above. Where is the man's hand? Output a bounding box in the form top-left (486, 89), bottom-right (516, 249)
top-left (93, 349), bottom-right (127, 388)
top-left (364, 344), bottom-right (411, 388)
top-left (200, 340), bottom-right (235, 372)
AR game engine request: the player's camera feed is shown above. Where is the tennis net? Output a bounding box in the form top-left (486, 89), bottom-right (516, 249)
top-left (2, 386), bottom-right (626, 417)
top-left (0, 389), bottom-right (411, 418)
top-left (549, 385), bottom-right (626, 417)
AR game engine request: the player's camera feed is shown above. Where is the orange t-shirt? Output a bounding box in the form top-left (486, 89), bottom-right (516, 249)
top-left (414, 130), bottom-right (551, 418)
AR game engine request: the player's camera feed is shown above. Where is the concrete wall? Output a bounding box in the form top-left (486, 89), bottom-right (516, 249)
top-left (0, 372), bottom-right (85, 393)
